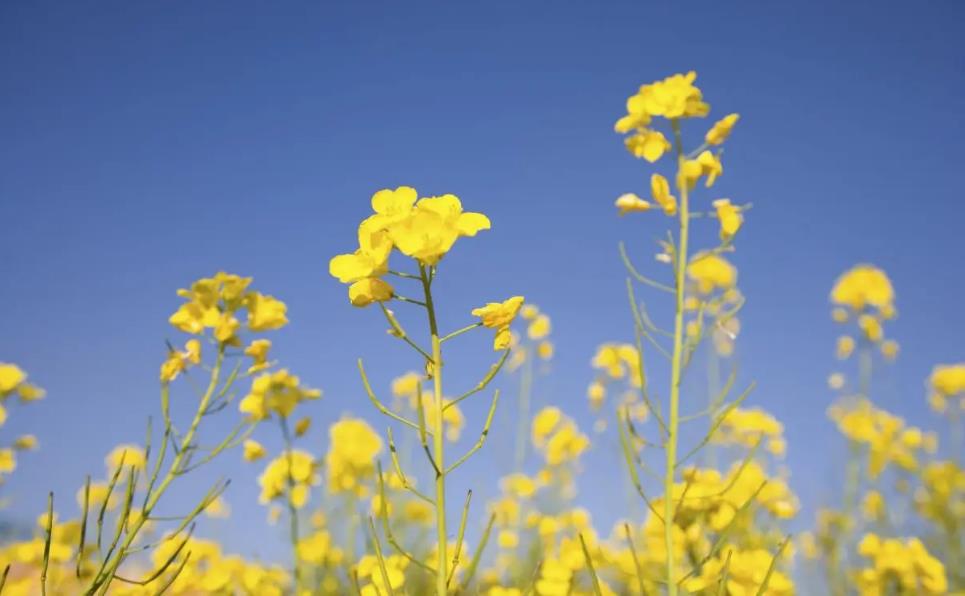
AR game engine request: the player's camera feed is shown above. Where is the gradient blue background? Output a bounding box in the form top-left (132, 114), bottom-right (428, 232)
top-left (2, 0), bottom-right (963, 563)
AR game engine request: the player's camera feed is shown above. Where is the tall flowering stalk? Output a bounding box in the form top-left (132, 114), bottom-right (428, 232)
top-left (612, 72), bottom-right (784, 593)
top-left (329, 187), bottom-right (519, 596)
top-left (25, 272), bottom-right (295, 593)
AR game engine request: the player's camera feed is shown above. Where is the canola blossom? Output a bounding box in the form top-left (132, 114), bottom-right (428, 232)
top-left (1, 71), bottom-right (961, 596)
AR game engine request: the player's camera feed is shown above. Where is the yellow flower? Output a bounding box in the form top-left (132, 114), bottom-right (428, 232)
top-left (591, 343), bottom-right (641, 386)
top-left (587, 382), bottom-right (605, 410)
top-left (329, 218), bottom-right (394, 284)
top-left (348, 278), bottom-right (394, 307)
top-left (861, 490), bottom-right (885, 520)
top-left (527, 314), bottom-right (551, 340)
top-left (294, 416), bottom-right (311, 437)
top-left (705, 113), bottom-right (740, 145)
top-left (617, 71), bottom-right (709, 123)
top-left (246, 292), bottom-right (288, 331)
top-left (388, 194), bottom-right (491, 265)
top-left (258, 450), bottom-right (318, 507)
top-left (369, 186), bottom-right (419, 226)
top-left (696, 150), bottom-right (723, 187)
top-left (532, 407), bottom-right (562, 447)
top-left (15, 382), bottom-right (45, 401)
top-left (929, 363), bottom-right (965, 400)
top-left (0, 449), bottom-right (16, 474)
top-left (535, 558), bottom-right (573, 596)
top-left (0, 363), bottom-right (26, 394)
top-left (213, 312), bottom-right (240, 344)
top-left (204, 495), bottom-right (231, 519)
top-left (855, 534), bottom-right (947, 594)
top-left (239, 369), bottom-right (321, 421)
top-left (244, 339), bottom-right (272, 373)
top-left (836, 335), bottom-right (855, 360)
top-left (537, 341), bottom-right (554, 360)
top-left (325, 417), bottom-right (383, 496)
top-left (160, 339), bottom-right (202, 382)
top-left (243, 439), bottom-right (267, 462)
top-left (830, 264), bottom-right (894, 312)
top-left (78, 481), bottom-right (118, 510)
top-left (105, 444), bottom-right (147, 472)
top-left (625, 129), bottom-right (671, 162)
top-left (712, 199), bottom-right (742, 240)
top-left (472, 296), bottom-right (525, 350)
top-left (390, 371), bottom-right (422, 404)
top-left (650, 174), bottom-right (677, 216)
top-left (858, 313), bottom-right (883, 342)
top-left (687, 254), bottom-right (737, 294)
top-left (677, 158), bottom-right (704, 190)
top-left (497, 530), bottom-right (519, 550)
top-left (880, 339), bottom-right (899, 361)
top-left (13, 435), bottom-right (38, 450)
top-left (614, 193), bottom-right (651, 215)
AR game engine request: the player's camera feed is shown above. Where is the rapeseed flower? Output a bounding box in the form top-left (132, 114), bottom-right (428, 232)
top-left (473, 296), bottom-right (525, 350)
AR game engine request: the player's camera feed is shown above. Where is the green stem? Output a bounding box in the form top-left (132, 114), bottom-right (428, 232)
top-left (420, 264), bottom-right (449, 596)
top-left (663, 119), bottom-right (689, 596)
top-left (279, 416), bottom-right (301, 589)
top-left (87, 345), bottom-right (226, 594)
top-left (514, 347), bottom-right (534, 472)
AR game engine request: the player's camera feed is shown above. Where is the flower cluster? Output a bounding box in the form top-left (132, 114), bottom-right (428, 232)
top-left (258, 450), bottom-right (319, 509)
top-left (914, 460), bottom-right (965, 526)
top-left (714, 406), bottom-right (787, 457)
top-left (854, 534), bottom-right (947, 594)
top-left (830, 398), bottom-right (936, 479)
top-left (586, 343), bottom-right (649, 431)
top-left (239, 369), bottom-right (321, 421)
top-left (168, 272), bottom-right (288, 343)
top-left (531, 406), bottom-right (589, 468)
top-left (614, 71), bottom-right (710, 163)
top-left (927, 362), bottom-right (965, 413)
top-left (0, 363), bottom-right (42, 487)
top-left (130, 536), bottom-right (289, 595)
top-left (324, 417), bottom-right (382, 497)
top-left (614, 72), bottom-right (744, 242)
top-left (329, 186), bottom-right (491, 307)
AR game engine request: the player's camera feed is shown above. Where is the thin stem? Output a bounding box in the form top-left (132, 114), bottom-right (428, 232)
top-left (41, 492), bottom-right (54, 596)
top-left (579, 534), bottom-right (603, 596)
top-left (420, 263), bottom-right (449, 596)
top-left (368, 517), bottom-right (396, 596)
top-left (358, 359), bottom-right (427, 435)
top-left (663, 118), bottom-right (689, 596)
top-left (87, 345), bottom-right (226, 594)
top-left (514, 348), bottom-right (534, 472)
top-left (280, 416), bottom-right (302, 589)
top-left (755, 535), bottom-right (791, 596)
top-left (440, 322), bottom-right (482, 343)
top-left (619, 241), bottom-right (675, 293)
top-left (459, 513), bottom-right (495, 592)
top-left (446, 490), bottom-right (472, 587)
top-left (395, 295), bottom-right (428, 307)
top-left (624, 524), bottom-right (649, 596)
top-left (446, 390), bottom-right (500, 474)
top-left (446, 349), bottom-right (510, 410)
top-left (388, 269), bottom-right (421, 280)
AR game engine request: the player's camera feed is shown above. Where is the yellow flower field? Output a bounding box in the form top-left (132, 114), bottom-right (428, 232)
top-left (1, 71), bottom-right (962, 596)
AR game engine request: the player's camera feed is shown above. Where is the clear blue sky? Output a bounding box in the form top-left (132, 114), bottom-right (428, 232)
top-left (2, 0), bottom-right (963, 561)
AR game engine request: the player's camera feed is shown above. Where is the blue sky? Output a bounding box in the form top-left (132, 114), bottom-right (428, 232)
top-left (2, 0), bottom-right (963, 561)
